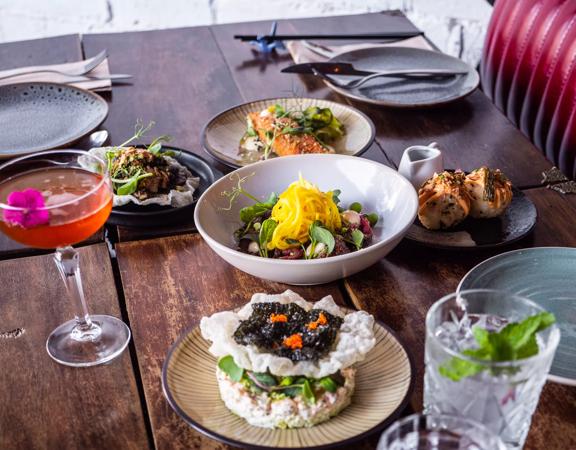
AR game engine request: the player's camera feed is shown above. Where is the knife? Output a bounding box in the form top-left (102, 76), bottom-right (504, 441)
top-left (282, 62), bottom-right (374, 76)
top-left (282, 62), bottom-right (468, 78)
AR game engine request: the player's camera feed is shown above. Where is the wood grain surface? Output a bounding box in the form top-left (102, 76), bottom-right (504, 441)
top-left (115, 234), bottom-right (379, 450)
top-left (345, 186), bottom-right (576, 450)
top-left (0, 244), bottom-right (148, 449)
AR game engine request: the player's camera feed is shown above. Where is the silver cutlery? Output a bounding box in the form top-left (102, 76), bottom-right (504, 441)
top-left (64, 74), bottom-right (133, 82)
top-left (302, 40), bottom-right (336, 58)
top-left (0, 50), bottom-right (107, 81)
top-left (311, 67), bottom-right (467, 89)
top-left (88, 130), bottom-right (109, 148)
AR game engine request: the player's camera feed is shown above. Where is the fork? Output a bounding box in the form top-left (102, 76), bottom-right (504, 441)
top-left (0, 50), bottom-right (108, 81)
top-left (311, 67), bottom-right (467, 90)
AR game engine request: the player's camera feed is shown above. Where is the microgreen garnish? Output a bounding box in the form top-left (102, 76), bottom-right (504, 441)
top-left (118, 119), bottom-right (155, 148)
top-left (217, 354), bottom-right (344, 405)
top-left (218, 355), bottom-right (244, 382)
top-left (350, 229), bottom-right (364, 250)
top-left (220, 173), bottom-right (260, 210)
top-left (103, 120), bottom-right (175, 196)
top-left (439, 312), bottom-right (556, 382)
top-left (309, 221), bottom-right (335, 256)
top-left (259, 218), bottom-right (278, 258)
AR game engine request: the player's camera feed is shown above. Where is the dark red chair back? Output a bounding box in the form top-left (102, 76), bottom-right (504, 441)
top-left (481, 0), bottom-right (576, 179)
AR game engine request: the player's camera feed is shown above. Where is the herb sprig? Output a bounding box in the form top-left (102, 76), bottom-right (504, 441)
top-left (439, 312), bottom-right (556, 382)
top-left (217, 355), bottom-right (343, 404)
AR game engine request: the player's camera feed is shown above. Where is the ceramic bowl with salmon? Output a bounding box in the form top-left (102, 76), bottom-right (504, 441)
top-left (201, 97), bottom-right (375, 168)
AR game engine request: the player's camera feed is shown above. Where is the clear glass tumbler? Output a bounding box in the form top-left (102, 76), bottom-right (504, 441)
top-left (377, 413), bottom-right (506, 450)
top-left (424, 289), bottom-right (560, 449)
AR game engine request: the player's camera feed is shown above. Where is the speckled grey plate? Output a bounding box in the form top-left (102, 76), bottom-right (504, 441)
top-left (202, 97), bottom-right (375, 168)
top-left (405, 188), bottom-right (537, 249)
top-left (459, 247), bottom-right (576, 385)
top-left (327, 47), bottom-right (479, 107)
top-left (0, 82), bottom-right (108, 157)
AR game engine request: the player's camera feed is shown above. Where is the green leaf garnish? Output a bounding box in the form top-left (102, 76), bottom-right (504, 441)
top-left (309, 221), bottom-right (335, 255)
top-left (259, 219), bottom-right (277, 257)
top-left (238, 192), bottom-right (278, 223)
top-left (217, 355), bottom-right (244, 382)
top-left (366, 213), bottom-right (379, 227)
top-left (350, 229), bottom-right (364, 250)
top-left (318, 376), bottom-right (338, 393)
top-left (147, 134), bottom-right (171, 154)
top-left (115, 171), bottom-right (153, 196)
top-left (301, 379), bottom-right (316, 404)
top-left (349, 202), bottom-right (362, 213)
top-left (251, 372), bottom-right (278, 387)
top-left (439, 312), bottom-right (556, 382)
top-left (331, 189), bottom-right (341, 205)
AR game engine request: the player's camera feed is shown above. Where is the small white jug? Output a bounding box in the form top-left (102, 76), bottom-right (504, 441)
top-left (398, 142), bottom-right (443, 190)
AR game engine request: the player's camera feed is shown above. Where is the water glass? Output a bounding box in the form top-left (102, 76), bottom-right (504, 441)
top-left (424, 289), bottom-right (560, 449)
top-left (377, 414), bottom-right (506, 450)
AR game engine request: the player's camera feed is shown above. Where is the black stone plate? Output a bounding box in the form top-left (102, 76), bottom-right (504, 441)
top-left (405, 187), bottom-right (537, 249)
top-left (0, 82), bottom-right (108, 158)
top-left (107, 146), bottom-right (222, 228)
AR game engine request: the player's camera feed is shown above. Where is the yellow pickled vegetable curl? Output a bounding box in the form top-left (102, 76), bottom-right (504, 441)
top-left (269, 176), bottom-right (341, 250)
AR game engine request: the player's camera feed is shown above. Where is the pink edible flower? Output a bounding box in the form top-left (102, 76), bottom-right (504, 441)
top-left (3, 189), bottom-right (50, 228)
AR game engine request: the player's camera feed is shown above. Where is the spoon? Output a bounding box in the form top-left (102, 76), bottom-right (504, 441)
top-left (87, 130), bottom-right (109, 148)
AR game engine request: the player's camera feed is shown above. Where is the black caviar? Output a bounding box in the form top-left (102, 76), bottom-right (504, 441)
top-left (233, 303), bottom-right (343, 362)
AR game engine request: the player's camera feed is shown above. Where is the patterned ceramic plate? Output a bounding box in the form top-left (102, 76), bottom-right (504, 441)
top-left (327, 47), bottom-right (479, 108)
top-left (405, 188), bottom-right (537, 249)
top-left (459, 247), bottom-right (576, 386)
top-left (201, 97), bottom-right (375, 168)
top-left (0, 82), bottom-right (108, 157)
top-left (162, 317), bottom-right (413, 449)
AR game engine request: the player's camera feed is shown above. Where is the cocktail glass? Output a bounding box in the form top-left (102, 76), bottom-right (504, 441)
top-left (377, 413), bottom-right (506, 450)
top-left (0, 150), bottom-right (130, 367)
top-left (424, 289), bottom-right (560, 449)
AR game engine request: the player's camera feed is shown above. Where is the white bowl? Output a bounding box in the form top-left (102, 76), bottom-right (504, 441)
top-left (194, 154), bottom-right (418, 285)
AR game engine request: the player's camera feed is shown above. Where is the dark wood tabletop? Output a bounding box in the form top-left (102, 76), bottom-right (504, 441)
top-left (0, 11), bottom-right (574, 450)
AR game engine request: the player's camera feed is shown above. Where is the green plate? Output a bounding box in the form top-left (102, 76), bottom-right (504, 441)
top-left (459, 247), bottom-right (576, 385)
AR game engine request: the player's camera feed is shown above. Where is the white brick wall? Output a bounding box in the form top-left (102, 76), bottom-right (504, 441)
top-left (0, 0), bottom-right (492, 65)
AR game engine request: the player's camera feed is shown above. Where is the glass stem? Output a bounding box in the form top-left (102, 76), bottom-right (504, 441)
top-left (54, 246), bottom-right (101, 341)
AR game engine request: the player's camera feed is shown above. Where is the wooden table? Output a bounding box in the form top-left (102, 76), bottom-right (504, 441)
top-left (0, 11), bottom-right (574, 450)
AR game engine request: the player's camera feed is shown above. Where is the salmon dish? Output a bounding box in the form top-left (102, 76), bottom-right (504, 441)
top-left (240, 104), bottom-right (345, 161)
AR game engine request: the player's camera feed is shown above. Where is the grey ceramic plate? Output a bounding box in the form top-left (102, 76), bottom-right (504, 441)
top-left (0, 82), bottom-right (108, 158)
top-left (327, 47), bottom-right (479, 107)
top-left (459, 247), bottom-right (576, 385)
top-left (202, 97), bottom-right (375, 168)
top-left (405, 188), bottom-right (537, 249)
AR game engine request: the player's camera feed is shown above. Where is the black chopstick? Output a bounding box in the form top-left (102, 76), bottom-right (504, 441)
top-left (234, 31), bottom-right (423, 42)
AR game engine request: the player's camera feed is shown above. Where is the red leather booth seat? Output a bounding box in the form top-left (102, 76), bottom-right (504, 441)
top-left (481, 0), bottom-right (576, 179)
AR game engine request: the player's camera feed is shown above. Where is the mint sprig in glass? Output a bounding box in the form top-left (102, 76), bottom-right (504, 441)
top-left (424, 289), bottom-right (560, 450)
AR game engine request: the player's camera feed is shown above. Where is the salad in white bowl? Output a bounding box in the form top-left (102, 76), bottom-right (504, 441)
top-left (194, 154), bottom-right (418, 285)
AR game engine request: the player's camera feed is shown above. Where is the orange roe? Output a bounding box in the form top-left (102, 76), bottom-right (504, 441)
top-left (283, 333), bottom-right (303, 350)
top-left (307, 312), bottom-right (328, 330)
top-left (270, 313), bottom-right (288, 323)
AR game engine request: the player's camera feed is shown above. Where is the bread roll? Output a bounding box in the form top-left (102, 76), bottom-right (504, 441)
top-left (418, 171), bottom-right (471, 230)
top-left (465, 167), bottom-right (513, 218)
